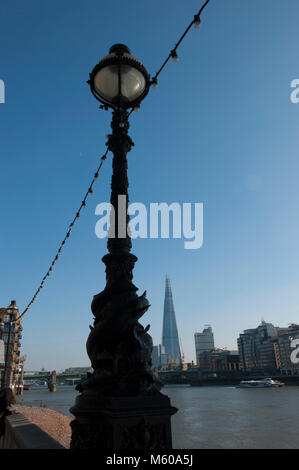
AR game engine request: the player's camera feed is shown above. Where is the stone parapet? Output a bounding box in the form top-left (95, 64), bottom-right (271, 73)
top-left (0, 411), bottom-right (65, 449)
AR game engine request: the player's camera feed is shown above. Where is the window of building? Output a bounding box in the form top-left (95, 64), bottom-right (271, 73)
top-left (4, 323), bottom-right (11, 332)
top-left (3, 335), bottom-right (14, 344)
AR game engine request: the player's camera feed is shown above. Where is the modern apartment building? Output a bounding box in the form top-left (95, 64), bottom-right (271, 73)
top-left (237, 321), bottom-right (278, 373)
top-left (274, 324), bottom-right (299, 375)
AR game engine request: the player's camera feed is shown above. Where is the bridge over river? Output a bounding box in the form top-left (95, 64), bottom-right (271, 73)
top-left (25, 369), bottom-right (298, 388)
top-left (24, 372), bottom-right (87, 385)
top-left (24, 369), bottom-right (238, 387)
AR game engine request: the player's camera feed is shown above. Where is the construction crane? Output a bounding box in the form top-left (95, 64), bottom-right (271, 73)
top-left (179, 337), bottom-right (185, 368)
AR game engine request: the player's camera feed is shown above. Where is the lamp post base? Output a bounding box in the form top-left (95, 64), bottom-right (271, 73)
top-left (70, 391), bottom-right (177, 449)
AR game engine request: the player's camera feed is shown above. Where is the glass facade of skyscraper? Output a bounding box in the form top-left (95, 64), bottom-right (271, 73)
top-left (161, 276), bottom-right (181, 364)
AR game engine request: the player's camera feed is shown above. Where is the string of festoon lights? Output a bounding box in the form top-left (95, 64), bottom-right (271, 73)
top-left (128, 0), bottom-right (211, 116)
top-left (150, 0), bottom-right (211, 88)
top-left (16, 150), bottom-right (109, 321)
top-left (17, 0), bottom-right (212, 321)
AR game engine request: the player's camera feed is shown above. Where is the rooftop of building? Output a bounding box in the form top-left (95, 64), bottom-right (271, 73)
top-left (0, 300), bottom-right (21, 321)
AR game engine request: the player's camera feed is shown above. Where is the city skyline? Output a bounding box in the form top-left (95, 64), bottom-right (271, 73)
top-left (2, 291), bottom-right (297, 373)
top-left (2, 277), bottom-right (299, 371)
top-left (19, 301), bottom-right (299, 371)
top-left (1, 0), bottom-right (299, 370)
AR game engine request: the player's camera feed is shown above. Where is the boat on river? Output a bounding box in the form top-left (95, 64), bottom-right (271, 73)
top-left (236, 378), bottom-right (285, 388)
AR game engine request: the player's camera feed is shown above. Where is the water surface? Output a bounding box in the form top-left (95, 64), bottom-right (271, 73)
top-left (18, 385), bottom-right (299, 449)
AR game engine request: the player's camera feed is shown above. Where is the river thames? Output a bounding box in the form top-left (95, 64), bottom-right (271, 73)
top-left (17, 385), bottom-right (299, 449)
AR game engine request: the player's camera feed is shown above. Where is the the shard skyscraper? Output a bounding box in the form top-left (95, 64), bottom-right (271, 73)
top-left (162, 275), bottom-right (181, 363)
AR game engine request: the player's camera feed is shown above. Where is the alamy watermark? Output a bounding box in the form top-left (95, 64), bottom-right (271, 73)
top-left (0, 80), bottom-right (5, 103)
top-left (290, 79), bottom-right (299, 103)
top-left (290, 339), bottom-right (299, 364)
top-left (95, 196), bottom-right (203, 250)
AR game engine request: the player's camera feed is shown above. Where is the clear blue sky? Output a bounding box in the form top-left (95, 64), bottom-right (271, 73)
top-left (1, 0), bottom-right (299, 370)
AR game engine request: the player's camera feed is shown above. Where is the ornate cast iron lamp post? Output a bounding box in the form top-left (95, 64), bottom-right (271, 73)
top-left (70, 44), bottom-right (177, 449)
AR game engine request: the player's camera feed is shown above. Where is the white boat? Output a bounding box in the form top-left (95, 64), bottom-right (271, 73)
top-left (236, 378), bottom-right (285, 388)
top-left (164, 384), bottom-right (191, 388)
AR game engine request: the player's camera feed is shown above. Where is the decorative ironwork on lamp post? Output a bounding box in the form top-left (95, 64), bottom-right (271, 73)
top-left (0, 318), bottom-right (4, 387)
top-left (70, 44), bottom-right (177, 449)
top-left (3, 316), bottom-right (12, 388)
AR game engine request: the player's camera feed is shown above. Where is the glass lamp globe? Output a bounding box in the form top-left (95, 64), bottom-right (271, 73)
top-left (89, 44), bottom-right (150, 109)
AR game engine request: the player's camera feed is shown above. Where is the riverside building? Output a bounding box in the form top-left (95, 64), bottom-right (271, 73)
top-left (197, 348), bottom-right (224, 371)
top-left (215, 350), bottom-right (240, 372)
top-left (0, 300), bottom-right (25, 393)
top-left (238, 321), bottom-right (299, 376)
top-left (237, 321), bottom-right (278, 374)
top-left (274, 324), bottom-right (299, 375)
